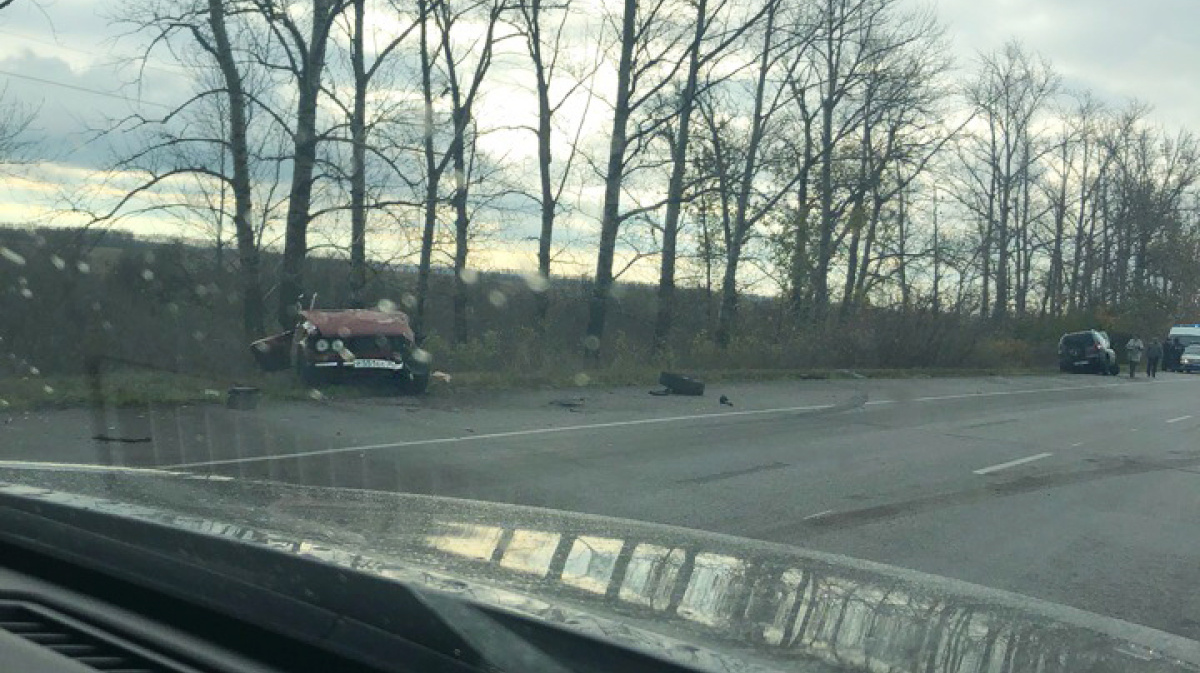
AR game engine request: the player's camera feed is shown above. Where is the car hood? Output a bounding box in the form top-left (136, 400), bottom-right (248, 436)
top-left (0, 466), bottom-right (1196, 673)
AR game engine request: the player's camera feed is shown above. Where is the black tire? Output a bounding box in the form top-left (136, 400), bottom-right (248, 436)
top-left (1109, 363), bottom-right (1120, 376)
top-left (401, 371), bottom-right (430, 395)
top-left (294, 350), bottom-right (320, 386)
top-left (659, 371), bottom-right (705, 396)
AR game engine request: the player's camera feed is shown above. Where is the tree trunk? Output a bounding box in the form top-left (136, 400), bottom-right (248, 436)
top-left (585, 0), bottom-right (637, 353)
top-left (415, 0), bottom-right (439, 333)
top-left (530, 0), bottom-right (556, 331)
top-left (349, 0), bottom-right (368, 307)
top-left (207, 0), bottom-right (264, 338)
top-left (652, 0), bottom-right (707, 352)
top-left (277, 0), bottom-right (337, 327)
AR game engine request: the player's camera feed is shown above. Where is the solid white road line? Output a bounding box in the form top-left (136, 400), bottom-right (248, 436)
top-left (156, 377), bottom-right (1199, 471)
top-left (162, 402), bottom-right (839, 469)
top-left (1167, 415), bottom-right (1193, 424)
top-left (803, 509), bottom-right (835, 521)
top-left (973, 452), bottom-right (1054, 476)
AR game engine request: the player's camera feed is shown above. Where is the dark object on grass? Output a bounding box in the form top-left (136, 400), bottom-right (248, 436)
top-left (659, 371), bottom-right (705, 396)
top-left (719, 395), bottom-right (733, 407)
top-left (227, 386), bottom-right (260, 410)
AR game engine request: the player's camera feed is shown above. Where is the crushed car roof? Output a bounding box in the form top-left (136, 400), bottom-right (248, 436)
top-left (300, 309), bottom-right (414, 339)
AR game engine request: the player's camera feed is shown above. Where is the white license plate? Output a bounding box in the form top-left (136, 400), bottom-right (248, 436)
top-left (353, 359), bottom-right (401, 370)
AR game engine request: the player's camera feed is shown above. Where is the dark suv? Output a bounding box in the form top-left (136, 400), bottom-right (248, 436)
top-left (1058, 330), bottom-right (1118, 375)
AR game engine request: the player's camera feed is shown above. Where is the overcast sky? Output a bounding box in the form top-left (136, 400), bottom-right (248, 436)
top-left (2, 0), bottom-right (1198, 268)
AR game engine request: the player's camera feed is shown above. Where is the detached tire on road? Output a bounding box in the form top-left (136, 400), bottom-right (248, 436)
top-left (659, 371), bottom-right (705, 396)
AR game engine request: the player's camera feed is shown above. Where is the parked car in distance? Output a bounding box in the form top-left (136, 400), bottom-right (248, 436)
top-left (1180, 344), bottom-right (1200, 373)
top-left (250, 308), bottom-right (431, 393)
top-left (1058, 330), bottom-right (1118, 375)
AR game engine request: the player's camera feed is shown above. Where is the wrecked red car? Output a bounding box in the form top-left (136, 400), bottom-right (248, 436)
top-left (250, 309), bottom-right (431, 393)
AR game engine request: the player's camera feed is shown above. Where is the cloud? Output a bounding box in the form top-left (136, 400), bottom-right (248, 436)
top-left (930, 0), bottom-right (1200, 127)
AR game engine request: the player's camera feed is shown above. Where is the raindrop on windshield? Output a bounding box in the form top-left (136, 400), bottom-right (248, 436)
top-left (28, 366), bottom-right (39, 376)
top-left (377, 298), bottom-right (397, 313)
top-left (142, 269), bottom-right (155, 281)
top-left (0, 247), bottom-right (26, 266)
top-left (195, 284), bottom-right (209, 297)
top-left (487, 289), bottom-right (507, 308)
top-left (411, 348), bottom-right (432, 364)
top-left (50, 255), bottom-right (66, 270)
top-left (401, 293), bottom-right (417, 309)
top-left (0, 399), bottom-right (8, 408)
top-left (573, 372), bottom-right (591, 386)
top-left (308, 389), bottom-right (325, 401)
top-left (77, 261), bottom-right (90, 274)
top-left (583, 335), bottom-right (600, 353)
top-left (459, 268), bottom-right (479, 285)
top-left (522, 272), bottom-right (549, 293)
top-left (19, 288), bottom-right (32, 299)
top-left (193, 331), bottom-right (206, 342)
top-left (42, 385), bottom-right (54, 395)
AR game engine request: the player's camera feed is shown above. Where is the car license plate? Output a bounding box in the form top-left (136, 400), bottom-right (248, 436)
top-left (353, 359), bottom-right (400, 370)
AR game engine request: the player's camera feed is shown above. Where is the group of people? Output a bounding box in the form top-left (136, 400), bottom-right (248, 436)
top-left (1123, 336), bottom-right (1185, 378)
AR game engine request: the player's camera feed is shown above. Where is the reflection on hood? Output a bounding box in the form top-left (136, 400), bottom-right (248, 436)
top-left (0, 469), bottom-right (1196, 673)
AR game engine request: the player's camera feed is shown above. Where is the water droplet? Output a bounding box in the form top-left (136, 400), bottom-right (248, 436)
top-left (19, 288), bottom-right (32, 299)
top-left (522, 272), bottom-right (549, 293)
top-left (377, 298), bottom-right (397, 313)
top-left (0, 247), bottom-right (26, 266)
top-left (42, 385), bottom-right (54, 395)
top-left (308, 389), bottom-right (325, 401)
top-left (583, 335), bottom-right (600, 352)
top-left (28, 366), bottom-right (39, 376)
top-left (50, 255), bottom-right (65, 270)
top-left (102, 321), bottom-right (114, 332)
top-left (459, 268), bottom-right (479, 285)
top-left (195, 284), bottom-right (209, 297)
top-left (77, 261), bottom-right (90, 274)
top-left (573, 372), bottom-right (590, 386)
top-left (0, 399), bottom-right (8, 408)
top-left (412, 348), bottom-right (432, 364)
top-left (401, 293), bottom-right (417, 309)
top-left (142, 269), bottom-right (155, 281)
top-left (487, 289), bottom-right (507, 308)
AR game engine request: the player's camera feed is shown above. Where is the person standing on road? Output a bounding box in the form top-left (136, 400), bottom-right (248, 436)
top-left (1126, 336), bottom-right (1144, 378)
top-left (1147, 338), bottom-right (1163, 378)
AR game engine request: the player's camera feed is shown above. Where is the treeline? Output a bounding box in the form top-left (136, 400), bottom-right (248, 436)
top-left (0, 227), bottom-right (1089, 378)
top-left (39, 0), bottom-right (1200, 355)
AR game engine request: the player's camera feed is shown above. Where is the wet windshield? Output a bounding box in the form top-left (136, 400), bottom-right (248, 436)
top-left (3, 0), bottom-right (1200, 669)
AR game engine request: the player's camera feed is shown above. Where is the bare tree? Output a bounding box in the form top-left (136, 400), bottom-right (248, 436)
top-left (248, 0), bottom-right (347, 327)
top-left (584, 0), bottom-right (691, 353)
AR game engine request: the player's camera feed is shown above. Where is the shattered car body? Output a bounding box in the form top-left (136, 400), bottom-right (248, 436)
top-left (251, 309), bottom-right (431, 393)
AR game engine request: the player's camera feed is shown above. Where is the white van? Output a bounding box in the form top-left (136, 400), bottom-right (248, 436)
top-left (1169, 324), bottom-right (1200, 348)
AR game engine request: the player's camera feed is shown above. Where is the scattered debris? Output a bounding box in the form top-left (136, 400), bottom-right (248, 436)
top-left (92, 434), bottom-right (151, 444)
top-left (550, 397), bottom-right (586, 409)
top-left (719, 395), bottom-right (733, 407)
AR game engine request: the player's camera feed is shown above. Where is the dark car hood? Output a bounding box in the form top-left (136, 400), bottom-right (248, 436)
top-left (0, 466), bottom-right (1196, 673)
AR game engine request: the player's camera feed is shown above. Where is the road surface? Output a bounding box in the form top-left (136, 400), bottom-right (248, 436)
top-left (3, 372), bottom-right (1200, 639)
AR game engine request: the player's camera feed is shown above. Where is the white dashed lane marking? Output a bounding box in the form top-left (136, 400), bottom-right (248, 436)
top-left (973, 452), bottom-right (1054, 476)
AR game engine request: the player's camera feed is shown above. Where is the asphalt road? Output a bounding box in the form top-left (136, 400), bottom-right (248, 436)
top-left (4, 371), bottom-right (1200, 640)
